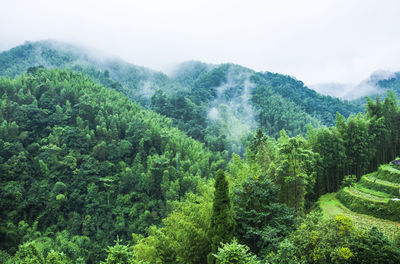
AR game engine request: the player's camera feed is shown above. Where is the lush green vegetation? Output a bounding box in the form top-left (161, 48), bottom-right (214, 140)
top-left (0, 40), bottom-right (181, 107)
top-left (353, 72), bottom-right (400, 105)
top-left (377, 73), bottom-right (400, 99)
top-left (268, 213), bottom-right (400, 264)
top-left (318, 193), bottom-right (400, 240)
top-left (1, 42), bottom-right (400, 263)
top-left (157, 63), bottom-right (363, 153)
top-left (336, 163), bottom-right (400, 222)
top-left (0, 41), bottom-right (364, 156)
top-left (0, 68), bottom-right (225, 263)
top-left (360, 173), bottom-right (399, 196)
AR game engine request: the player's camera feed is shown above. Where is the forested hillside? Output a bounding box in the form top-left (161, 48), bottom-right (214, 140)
top-left (154, 62), bottom-right (366, 158)
top-left (350, 72), bottom-right (400, 105)
top-left (0, 68), bottom-right (225, 263)
top-left (0, 40), bottom-right (181, 106)
top-left (376, 72), bottom-right (400, 98)
top-left (1, 41), bottom-right (400, 264)
top-left (0, 41), bottom-right (363, 155)
top-left (100, 89), bottom-right (400, 264)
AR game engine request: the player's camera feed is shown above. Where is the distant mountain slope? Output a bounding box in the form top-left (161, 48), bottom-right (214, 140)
top-left (346, 73), bottom-right (400, 105)
top-left (0, 40), bottom-right (182, 105)
top-left (167, 62), bottom-right (363, 139)
top-left (0, 40), bottom-right (364, 154)
top-left (375, 72), bottom-right (400, 98)
top-left (312, 71), bottom-right (400, 102)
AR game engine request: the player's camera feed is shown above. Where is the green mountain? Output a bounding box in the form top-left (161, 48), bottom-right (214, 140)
top-left (164, 62), bottom-right (363, 150)
top-left (0, 40), bottom-right (181, 105)
top-left (375, 72), bottom-right (400, 98)
top-left (0, 68), bottom-right (225, 262)
top-left (0, 40), bottom-right (363, 155)
top-left (1, 41), bottom-right (399, 264)
top-left (347, 71), bottom-right (400, 105)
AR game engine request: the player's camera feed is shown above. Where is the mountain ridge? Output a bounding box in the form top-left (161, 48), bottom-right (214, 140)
top-left (0, 40), bottom-right (370, 154)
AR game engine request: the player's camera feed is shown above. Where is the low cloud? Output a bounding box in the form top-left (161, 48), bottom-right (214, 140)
top-left (310, 70), bottom-right (396, 100)
top-left (206, 68), bottom-right (257, 154)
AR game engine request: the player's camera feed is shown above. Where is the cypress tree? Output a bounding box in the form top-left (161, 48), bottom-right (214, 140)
top-left (207, 169), bottom-right (236, 264)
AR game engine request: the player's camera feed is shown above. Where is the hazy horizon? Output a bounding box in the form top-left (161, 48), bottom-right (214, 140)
top-left (2, 0), bottom-right (400, 94)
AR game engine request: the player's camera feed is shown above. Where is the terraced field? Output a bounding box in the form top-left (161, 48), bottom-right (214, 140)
top-left (318, 193), bottom-right (400, 239)
top-left (318, 161), bottom-right (400, 237)
top-left (345, 185), bottom-right (390, 202)
top-left (360, 173), bottom-right (399, 196)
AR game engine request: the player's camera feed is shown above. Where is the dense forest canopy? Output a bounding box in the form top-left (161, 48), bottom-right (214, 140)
top-left (0, 40), bottom-right (370, 155)
top-left (0, 68), bottom-right (226, 262)
top-left (1, 41), bottom-right (400, 263)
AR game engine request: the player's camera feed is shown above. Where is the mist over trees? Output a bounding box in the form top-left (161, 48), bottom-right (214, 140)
top-left (0, 41), bottom-right (367, 156)
top-left (1, 41), bottom-right (400, 263)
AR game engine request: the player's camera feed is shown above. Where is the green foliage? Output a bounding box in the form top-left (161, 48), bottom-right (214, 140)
top-left (251, 72), bottom-right (362, 138)
top-left (376, 164), bottom-right (400, 182)
top-left (366, 92), bottom-right (400, 169)
top-left (269, 130), bottom-right (316, 214)
top-left (3, 230), bottom-right (88, 263)
top-left (340, 175), bottom-right (357, 189)
top-left (376, 74), bottom-right (400, 99)
top-left (269, 240), bottom-right (300, 264)
top-left (2, 41), bottom-right (400, 264)
top-left (213, 239), bottom-right (261, 264)
top-left (306, 93), bottom-right (400, 200)
top-left (0, 68), bottom-right (224, 262)
top-left (270, 213), bottom-right (400, 264)
top-left (234, 173), bottom-right (296, 256)
top-left (172, 61), bottom-right (211, 88)
top-left (0, 41), bottom-right (366, 157)
top-left (395, 232), bottom-right (400, 248)
top-left (0, 250), bottom-right (11, 264)
top-left (131, 183), bottom-right (213, 264)
top-left (347, 226), bottom-right (400, 264)
top-left (101, 239), bottom-right (147, 264)
top-left (334, 161), bottom-right (400, 224)
top-left (308, 125), bottom-right (347, 196)
top-left (337, 187), bottom-right (400, 221)
top-left (340, 113), bottom-right (374, 178)
top-left (359, 173), bottom-right (398, 196)
top-left (208, 170), bottom-right (236, 264)
top-left (8, 240), bottom-right (76, 264)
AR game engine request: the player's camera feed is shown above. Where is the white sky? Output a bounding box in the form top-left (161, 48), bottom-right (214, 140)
top-left (1, 0), bottom-right (400, 86)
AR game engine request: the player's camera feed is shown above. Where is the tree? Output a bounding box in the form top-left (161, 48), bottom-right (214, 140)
top-left (270, 131), bottom-right (316, 214)
top-left (0, 68), bottom-right (224, 262)
top-left (130, 183), bottom-right (213, 264)
top-left (101, 239), bottom-right (147, 264)
top-left (271, 213), bottom-right (400, 264)
top-left (234, 175), bottom-right (296, 255)
top-left (213, 239), bottom-right (261, 264)
top-left (208, 170), bottom-right (236, 264)
top-left (366, 92), bottom-right (400, 168)
top-left (10, 241), bottom-right (75, 264)
top-left (308, 126), bottom-right (346, 196)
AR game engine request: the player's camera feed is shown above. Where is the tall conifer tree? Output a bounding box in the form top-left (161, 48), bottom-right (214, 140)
top-left (207, 169), bottom-right (236, 264)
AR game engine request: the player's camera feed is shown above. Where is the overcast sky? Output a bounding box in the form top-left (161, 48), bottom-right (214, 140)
top-left (1, 0), bottom-right (400, 87)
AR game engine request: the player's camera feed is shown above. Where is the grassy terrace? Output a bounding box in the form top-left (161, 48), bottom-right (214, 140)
top-left (376, 164), bottom-right (400, 182)
top-left (344, 186), bottom-right (391, 203)
top-left (318, 193), bottom-right (400, 240)
top-left (352, 185), bottom-right (394, 199)
top-left (363, 173), bottom-right (398, 188)
top-left (360, 173), bottom-right (399, 196)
